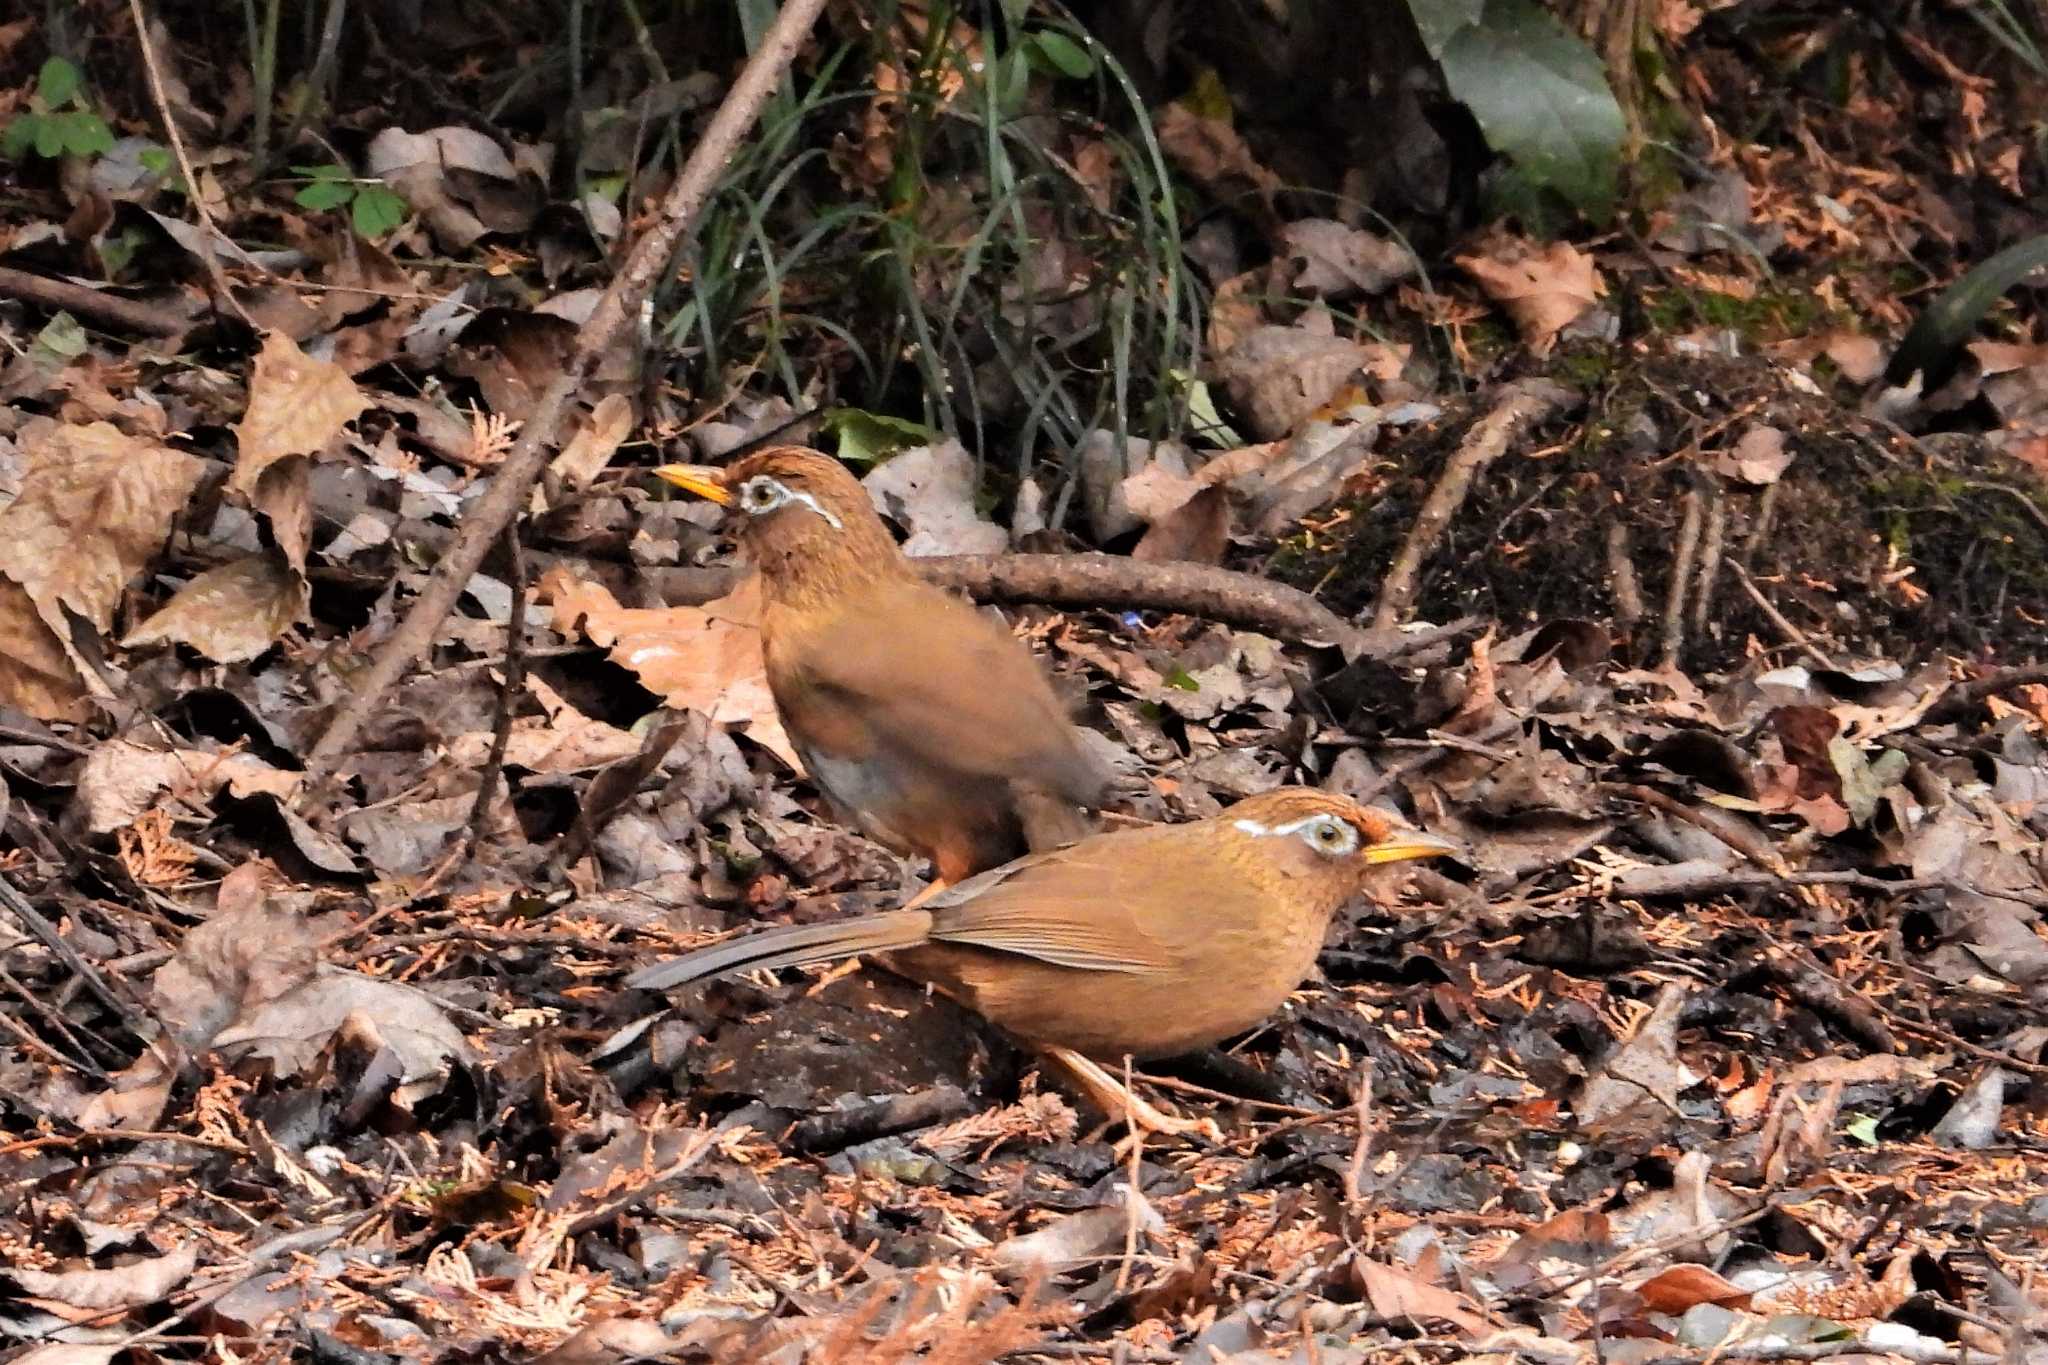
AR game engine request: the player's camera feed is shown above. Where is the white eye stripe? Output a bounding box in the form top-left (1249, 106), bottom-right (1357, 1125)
top-left (1232, 813), bottom-right (1359, 854)
top-left (741, 477), bottom-right (843, 529)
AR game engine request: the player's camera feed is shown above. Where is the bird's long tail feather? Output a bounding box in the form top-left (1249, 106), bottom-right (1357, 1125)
top-left (627, 908), bottom-right (934, 992)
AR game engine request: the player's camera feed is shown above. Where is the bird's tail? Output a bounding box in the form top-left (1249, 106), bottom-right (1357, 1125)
top-left (627, 908), bottom-right (934, 992)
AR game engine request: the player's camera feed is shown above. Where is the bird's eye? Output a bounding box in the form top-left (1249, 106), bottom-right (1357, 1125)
top-left (1305, 817), bottom-right (1355, 855)
top-left (742, 478), bottom-right (783, 511)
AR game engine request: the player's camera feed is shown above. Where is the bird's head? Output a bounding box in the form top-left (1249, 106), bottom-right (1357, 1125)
top-left (1219, 787), bottom-right (1458, 905)
top-left (655, 447), bottom-right (901, 598)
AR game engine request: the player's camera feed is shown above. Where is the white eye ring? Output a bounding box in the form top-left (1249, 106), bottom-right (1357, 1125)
top-left (736, 476), bottom-right (844, 529)
top-left (1302, 815), bottom-right (1358, 856)
top-left (741, 476), bottom-right (787, 512)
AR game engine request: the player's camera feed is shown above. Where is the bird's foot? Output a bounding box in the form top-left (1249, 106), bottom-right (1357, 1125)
top-left (1043, 1046), bottom-right (1224, 1150)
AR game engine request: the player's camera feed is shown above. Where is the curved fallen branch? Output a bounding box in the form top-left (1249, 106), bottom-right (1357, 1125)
top-left (644, 554), bottom-right (1480, 662)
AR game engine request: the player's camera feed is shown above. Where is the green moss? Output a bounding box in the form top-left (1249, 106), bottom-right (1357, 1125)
top-left (1640, 282), bottom-right (1830, 344)
top-left (1552, 343), bottom-right (1619, 387)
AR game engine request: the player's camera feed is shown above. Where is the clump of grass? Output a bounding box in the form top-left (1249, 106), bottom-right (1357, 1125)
top-left (659, 0), bottom-right (1201, 494)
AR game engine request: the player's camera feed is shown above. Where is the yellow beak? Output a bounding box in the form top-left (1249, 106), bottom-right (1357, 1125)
top-left (653, 463), bottom-right (732, 505)
top-left (1362, 829), bottom-right (1462, 865)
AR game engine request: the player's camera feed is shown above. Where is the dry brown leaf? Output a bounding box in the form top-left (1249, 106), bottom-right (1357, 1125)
top-left (1824, 332), bottom-right (1886, 383)
top-left (232, 331), bottom-right (368, 491)
top-left (1456, 238), bottom-right (1605, 356)
top-left (1214, 322), bottom-right (1376, 440)
top-left (1632, 1264), bottom-right (1753, 1313)
top-left (534, 392), bottom-right (634, 511)
top-left (1712, 425), bottom-right (1795, 485)
top-left (121, 553), bottom-right (307, 661)
top-left (71, 739), bottom-right (302, 833)
top-left (1279, 219), bottom-right (1418, 298)
top-left (12, 1244), bottom-right (197, 1315)
top-left (232, 332), bottom-right (364, 575)
top-left (0, 577), bottom-right (90, 720)
top-left (1156, 103), bottom-right (1281, 208)
top-left (1354, 1258), bottom-right (1489, 1333)
top-left (73, 1043), bottom-right (178, 1132)
top-left (445, 674), bottom-right (643, 773)
top-left (0, 420), bottom-right (205, 639)
top-left (541, 568), bottom-right (800, 769)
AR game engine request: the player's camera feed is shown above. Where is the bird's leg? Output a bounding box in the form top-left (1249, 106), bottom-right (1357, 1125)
top-left (898, 877), bottom-right (950, 911)
top-left (1041, 1046), bottom-right (1223, 1146)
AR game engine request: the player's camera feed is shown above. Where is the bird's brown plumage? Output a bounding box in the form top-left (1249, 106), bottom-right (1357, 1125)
top-left (658, 447), bottom-right (1111, 882)
top-left (627, 787), bottom-right (1457, 1060)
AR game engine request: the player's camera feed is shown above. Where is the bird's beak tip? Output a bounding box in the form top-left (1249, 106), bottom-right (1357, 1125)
top-left (654, 463), bottom-right (732, 504)
top-left (1363, 830), bottom-right (1462, 865)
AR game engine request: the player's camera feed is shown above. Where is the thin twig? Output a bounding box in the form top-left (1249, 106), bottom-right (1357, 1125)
top-left (1372, 380), bottom-right (1572, 629)
top-left (463, 527), bottom-right (528, 853)
top-left (1341, 1064), bottom-right (1373, 1212)
top-left (1502, 1198), bottom-right (1785, 1308)
top-left (1114, 1056), bottom-right (1142, 1297)
top-left (0, 872), bottom-right (153, 1040)
top-left (1660, 486), bottom-right (1703, 667)
top-left (1606, 520), bottom-right (1645, 625)
top-left (302, 0), bottom-right (834, 782)
top-left (1729, 561), bottom-right (1837, 669)
top-left (126, 0), bottom-right (258, 327)
top-left (1926, 663), bottom-right (2048, 722)
top-left (1603, 782), bottom-right (1789, 875)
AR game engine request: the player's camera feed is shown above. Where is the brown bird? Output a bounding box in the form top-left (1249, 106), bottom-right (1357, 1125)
top-left (628, 787), bottom-right (1456, 1133)
top-left (656, 448), bottom-right (1111, 889)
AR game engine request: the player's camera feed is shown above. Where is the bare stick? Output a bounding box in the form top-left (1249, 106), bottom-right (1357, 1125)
top-left (1689, 478), bottom-right (1726, 635)
top-left (462, 528), bottom-right (527, 852)
top-left (0, 266), bottom-right (194, 338)
top-left (1605, 520), bottom-right (1644, 625)
top-left (1371, 379), bottom-right (1571, 629)
top-left (1729, 562), bottom-right (1836, 670)
top-left (1341, 1063), bottom-right (1373, 1212)
top-left (303, 0), bottom-right (833, 782)
top-left (638, 554), bottom-right (1483, 661)
top-left (1926, 662), bottom-right (2048, 722)
top-left (1658, 487), bottom-right (1703, 667)
top-left (1114, 1056), bottom-right (1142, 1297)
top-left (128, 0), bottom-right (257, 327)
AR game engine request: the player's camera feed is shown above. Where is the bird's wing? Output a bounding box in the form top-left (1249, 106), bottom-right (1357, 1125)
top-left (919, 826), bottom-right (1215, 975)
top-left (789, 581), bottom-right (1109, 803)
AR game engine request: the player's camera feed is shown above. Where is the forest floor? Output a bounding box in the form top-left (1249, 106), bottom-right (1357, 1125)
top-left (4, 3), bottom-right (2048, 1363)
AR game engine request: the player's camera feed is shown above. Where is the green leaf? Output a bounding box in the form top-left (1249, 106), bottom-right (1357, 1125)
top-left (294, 162), bottom-right (350, 181)
top-left (33, 115), bottom-right (65, 160)
top-left (37, 56), bottom-right (82, 108)
top-left (32, 311), bottom-right (88, 362)
top-left (1404, 0), bottom-right (1487, 59)
top-left (822, 407), bottom-right (937, 464)
top-left (99, 225), bottom-right (148, 276)
top-left (1, 115), bottom-right (38, 161)
top-left (1163, 664), bottom-right (1200, 692)
top-left (1172, 369), bottom-right (1243, 447)
top-left (55, 110), bottom-right (114, 158)
top-left (137, 146), bottom-right (173, 178)
top-left (1435, 0), bottom-right (1625, 220)
top-left (351, 184), bottom-right (407, 238)
top-left (993, 47), bottom-right (1033, 115)
top-left (1843, 1113), bottom-right (1879, 1146)
top-left (1886, 232), bottom-right (2048, 386)
top-left (1024, 30), bottom-right (1096, 79)
top-left (295, 178), bottom-right (355, 211)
